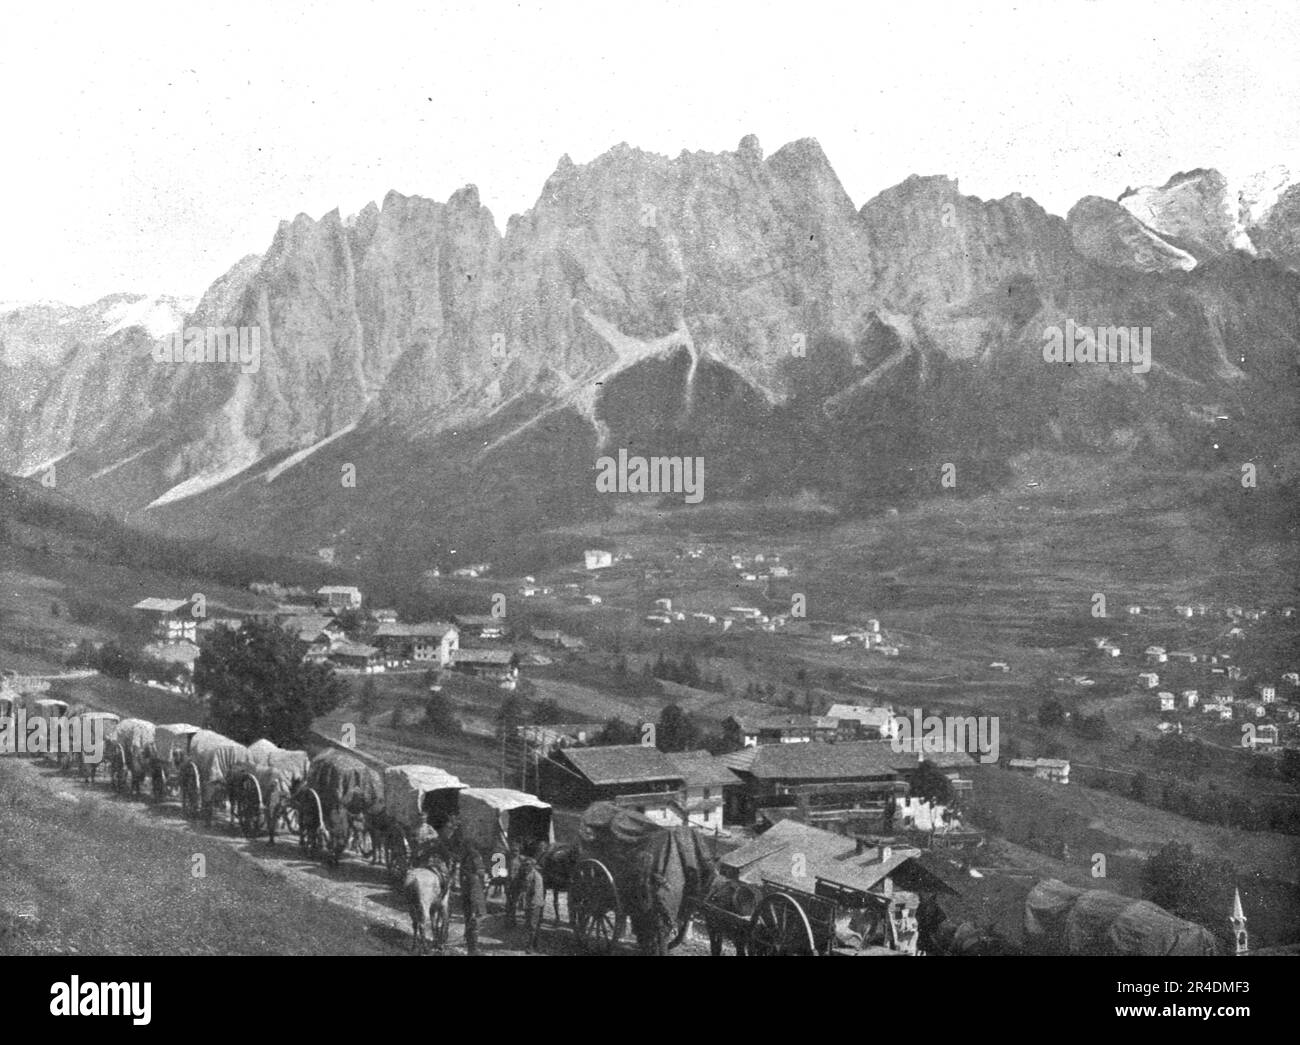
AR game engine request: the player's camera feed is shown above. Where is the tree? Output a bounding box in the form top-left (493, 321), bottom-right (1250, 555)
top-left (423, 690), bottom-right (461, 734)
top-left (196, 620), bottom-right (348, 746)
top-left (358, 677), bottom-right (379, 725)
top-left (910, 760), bottom-right (955, 806)
top-left (1037, 698), bottom-right (1066, 728)
top-left (334, 608), bottom-right (363, 634)
top-left (656, 704), bottom-right (701, 753)
top-left (594, 717), bottom-right (641, 746)
top-left (1130, 770), bottom-right (1151, 803)
top-left (495, 694), bottom-right (525, 742)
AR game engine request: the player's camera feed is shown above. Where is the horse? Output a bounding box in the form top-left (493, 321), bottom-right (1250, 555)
top-left (534, 842), bottom-right (579, 926)
top-left (403, 858), bottom-right (452, 955)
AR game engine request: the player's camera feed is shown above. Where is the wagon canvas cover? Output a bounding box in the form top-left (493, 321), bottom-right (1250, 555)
top-left (1024, 878), bottom-right (1219, 956)
top-left (459, 787), bottom-right (553, 850)
top-left (383, 764), bottom-right (465, 828)
top-left (247, 739), bottom-right (280, 765)
top-left (252, 749), bottom-right (310, 793)
top-left (115, 719), bottom-right (155, 759)
top-left (308, 748), bottom-right (383, 814)
top-left (188, 730), bottom-right (252, 786)
top-left (154, 724), bottom-right (200, 764)
top-left (578, 802), bottom-right (714, 922)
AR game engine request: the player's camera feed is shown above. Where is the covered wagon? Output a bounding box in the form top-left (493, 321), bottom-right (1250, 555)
top-left (229, 742), bottom-right (309, 842)
top-left (69, 711), bottom-right (120, 784)
top-left (150, 723), bottom-right (201, 803)
top-left (30, 698), bottom-right (69, 762)
top-left (110, 718), bottom-right (156, 796)
top-left (1024, 878), bottom-right (1220, 956)
top-left (181, 730), bottom-right (251, 823)
top-left (569, 802), bottom-right (715, 955)
top-left (376, 764), bottom-right (466, 883)
top-left (458, 787), bottom-right (553, 909)
top-left (298, 747), bottom-right (384, 866)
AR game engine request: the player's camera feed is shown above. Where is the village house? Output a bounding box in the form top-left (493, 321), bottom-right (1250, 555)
top-left (653, 597), bottom-right (673, 612)
top-left (826, 704), bottom-right (900, 741)
top-left (373, 622), bottom-right (459, 666)
top-left (720, 740), bottom-right (907, 830)
top-left (132, 598), bottom-right (198, 644)
top-left (317, 585), bottom-right (363, 611)
top-left (541, 744), bottom-right (686, 824)
top-left (283, 614), bottom-right (347, 648)
top-left (1256, 683), bottom-right (1277, 703)
top-left (1145, 646), bottom-right (1168, 663)
top-left (1006, 757), bottom-right (1070, 785)
top-left (1182, 690), bottom-right (1199, 709)
top-left (449, 648), bottom-right (519, 688)
top-left (1157, 692), bottom-right (1176, 712)
top-left (1168, 651), bottom-right (1198, 665)
top-left (369, 608), bottom-right (399, 624)
top-left (1138, 672), bottom-right (1160, 688)
top-left (727, 714), bottom-right (838, 748)
top-left (664, 749), bottom-right (738, 832)
top-left (453, 614), bottom-right (506, 640)
top-left (1126, 605), bottom-right (1142, 615)
top-left (1237, 700), bottom-right (1267, 719)
top-left (329, 641), bottom-right (384, 673)
top-left (584, 549), bottom-right (613, 570)
top-left (1282, 672), bottom-right (1299, 686)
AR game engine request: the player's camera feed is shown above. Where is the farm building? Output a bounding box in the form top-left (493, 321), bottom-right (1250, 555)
top-left (1006, 758), bottom-right (1070, 785)
top-left (317, 585), bottom-right (362, 610)
top-left (454, 614), bottom-right (506, 640)
top-left (663, 749), bottom-right (739, 832)
top-left (541, 744), bottom-right (685, 824)
top-left (132, 597), bottom-right (197, 644)
top-left (826, 704), bottom-right (900, 741)
top-left (283, 614), bottom-right (346, 647)
top-left (374, 621), bottom-right (459, 665)
top-left (726, 714), bottom-right (838, 748)
top-left (722, 740), bottom-right (906, 830)
top-left (584, 549), bottom-right (613, 570)
top-left (329, 642), bottom-right (383, 673)
top-left (449, 648), bottom-right (519, 687)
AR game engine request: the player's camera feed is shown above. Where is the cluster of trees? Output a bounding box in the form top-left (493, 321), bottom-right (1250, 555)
top-left (1036, 698), bottom-right (1109, 739)
top-left (1143, 841), bottom-right (1237, 936)
top-left (1080, 762), bottom-right (1300, 835)
top-left (643, 652), bottom-right (726, 693)
top-left (584, 703), bottom-right (732, 755)
top-left (196, 620), bottom-right (348, 747)
top-left (66, 638), bottom-right (187, 684)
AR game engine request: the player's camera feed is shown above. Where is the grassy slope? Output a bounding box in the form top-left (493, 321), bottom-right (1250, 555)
top-left (0, 757), bottom-right (402, 956)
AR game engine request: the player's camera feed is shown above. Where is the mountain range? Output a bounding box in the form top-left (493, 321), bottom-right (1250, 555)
top-left (2, 138), bottom-right (1298, 568)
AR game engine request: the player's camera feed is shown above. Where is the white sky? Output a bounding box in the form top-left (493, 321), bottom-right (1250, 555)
top-left (3, 0), bottom-right (1298, 304)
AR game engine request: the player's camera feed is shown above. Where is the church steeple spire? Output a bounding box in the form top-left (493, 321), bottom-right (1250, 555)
top-left (1230, 888), bottom-right (1248, 956)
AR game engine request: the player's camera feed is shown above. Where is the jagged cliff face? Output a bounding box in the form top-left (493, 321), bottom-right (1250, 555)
top-left (2, 139), bottom-right (1298, 560)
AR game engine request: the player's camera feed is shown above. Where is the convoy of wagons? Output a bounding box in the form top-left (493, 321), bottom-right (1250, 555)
top-left (5, 692), bottom-right (925, 956)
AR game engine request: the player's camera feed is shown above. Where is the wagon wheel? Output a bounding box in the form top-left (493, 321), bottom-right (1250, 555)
top-left (110, 743), bottom-right (128, 794)
top-left (237, 774), bottom-right (264, 839)
top-left (282, 801), bottom-right (300, 836)
top-left (570, 859), bottom-right (623, 954)
top-left (748, 892), bottom-right (817, 956)
top-left (180, 762), bottom-right (202, 820)
top-left (386, 827), bottom-right (410, 884)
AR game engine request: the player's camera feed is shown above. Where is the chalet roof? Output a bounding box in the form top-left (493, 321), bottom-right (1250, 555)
top-left (317, 586), bottom-right (361, 596)
top-left (560, 744), bottom-right (684, 786)
top-left (451, 648), bottom-right (516, 666)
top-left (284, 615), bottom-right (338, 640)
top-left (860, 740), bottom-right (977, 771)
top-left (743, 741), bottom-right (901, 781)
top-left (720, 819), bottom-right (921, 893)
top-left (455, 615), bottom-right (503, 627)
top-left (133, 597), bottom-right (189, 613)
top-left (826, 704), bottom-right (896, 726)
top-left (664, 749), bottom-right (739, 789)
top-left (331, 642), bottom-right (379, 658)
top-left (733, 714), bottom-right (837, 733)
top-left (374, 621), bottom-right (456, 639)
